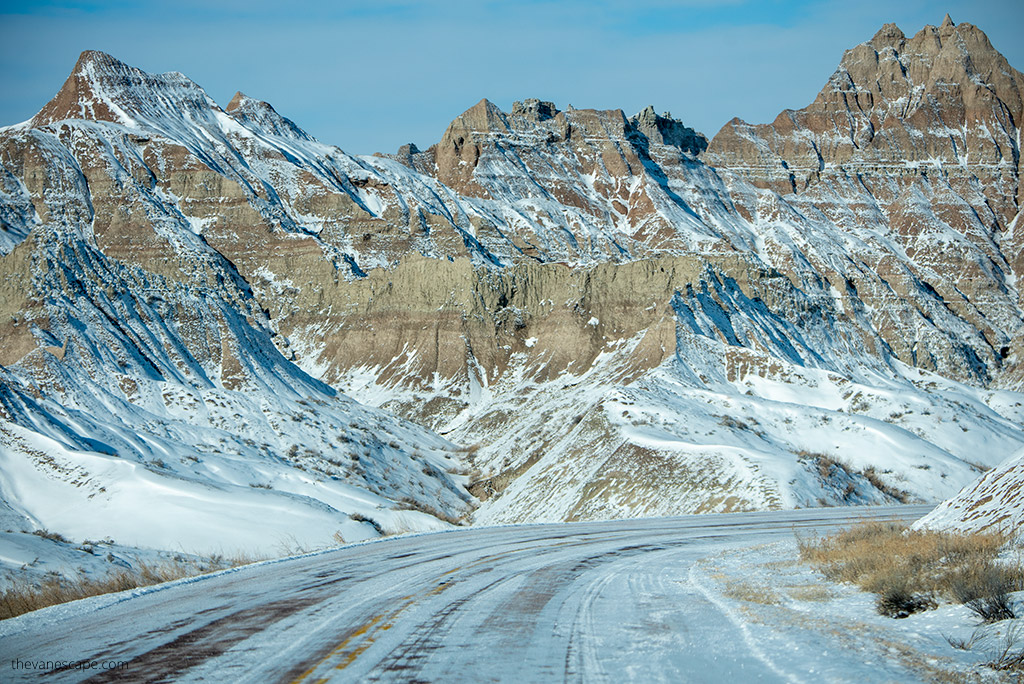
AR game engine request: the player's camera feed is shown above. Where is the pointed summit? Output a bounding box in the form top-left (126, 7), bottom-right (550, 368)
top-left (224, 91), bottom-right (312, 141)
top-left (448, 98), bottom-right (510, 135)
top-left (226, 91), bottom-right (250, 112)
top-left (941, 13), bottom-right (954, 28)
top-left (870, 22), bottom-right (905, 49)
top-left (31, 50), bottom-right (215, 129)
top-left (31, 50), bottom-right (133, 126)
top-left (431, 99), bottom-right (511, 193)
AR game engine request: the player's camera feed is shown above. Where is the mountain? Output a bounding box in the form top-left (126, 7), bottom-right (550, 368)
top-left (1, 16), bottom-right (1023, 567)
top-left (0, 52), bottom-right (477, 579)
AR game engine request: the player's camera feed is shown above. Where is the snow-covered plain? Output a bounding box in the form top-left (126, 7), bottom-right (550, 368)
top-left (5, 504), bottom-right (1018, 683)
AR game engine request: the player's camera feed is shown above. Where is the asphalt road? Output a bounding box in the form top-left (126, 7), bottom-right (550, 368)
top-left (0, 505), bottom-right (932, 683)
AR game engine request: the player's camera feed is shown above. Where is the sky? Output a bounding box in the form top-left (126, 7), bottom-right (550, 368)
top-left (1, 1), bottom-right (1022, 155)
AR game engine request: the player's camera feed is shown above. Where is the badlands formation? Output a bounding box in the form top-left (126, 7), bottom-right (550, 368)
top-left (1, 16), bottom-right (1022, 568)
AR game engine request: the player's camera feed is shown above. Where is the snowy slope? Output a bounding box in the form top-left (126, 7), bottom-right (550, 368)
top-left (914, 448), bottom-right (1024, 539)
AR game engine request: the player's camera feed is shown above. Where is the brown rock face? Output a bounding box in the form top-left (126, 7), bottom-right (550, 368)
top-left (32, 51), bottom-right (217, 128)
top-left (706, 17), bottom-right (1022, 205)
top-left (701, 17), bottom-right (1023, 386)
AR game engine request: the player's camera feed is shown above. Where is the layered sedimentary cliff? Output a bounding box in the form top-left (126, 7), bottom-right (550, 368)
top-left (1, 17), bottom-right (1023, 553)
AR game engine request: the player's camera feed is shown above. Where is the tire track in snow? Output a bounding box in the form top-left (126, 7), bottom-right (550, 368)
top-left (686, 562), bottom-right (801, 683)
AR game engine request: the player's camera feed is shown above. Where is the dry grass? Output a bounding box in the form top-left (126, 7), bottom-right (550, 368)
top-left (797, 452), bottom-right (911, 503)
top-left (798, 522), bottom-right (1023, 618)
top-left (349, 512), bottom-right (385, 536)
top-left (786, 584), bottom-right (834, 602)
top-left (0, 555), bottom-right (258, 621)
top-left (395, 496), bottom-right (465, 526)
top-left (861, 467), bottom-right (912, 504)
top-left (988, 623), bottom-right (1024, 673)
top-left (722, 580), bottom-right (780, 605)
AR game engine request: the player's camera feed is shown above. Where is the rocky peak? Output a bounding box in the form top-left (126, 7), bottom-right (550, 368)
top-left (511, 99), bottom-right (559, 122)
top-left (829, 17), bottom-right (1023, 124)
top-left (628, 105), bottom-right (708, 156)
top-left (707, 18), bottom-right (1023, 198)
top-left (31, 50), bottom-right (217, 129)
top-left (431, 99), bottom-right (511, 194)
top-left (869, 23), bottom-right (906, 50)
top-left (445, 98), bottom-right (511, 137)
top-left (225, 91), bottom-right (312, 141)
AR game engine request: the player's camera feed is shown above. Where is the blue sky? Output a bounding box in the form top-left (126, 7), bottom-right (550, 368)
top-left (1, 1), bottom-right (1022, 154)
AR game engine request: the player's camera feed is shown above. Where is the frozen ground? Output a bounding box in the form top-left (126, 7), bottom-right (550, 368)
top-left (5, 504), bottom-right (1017, 683)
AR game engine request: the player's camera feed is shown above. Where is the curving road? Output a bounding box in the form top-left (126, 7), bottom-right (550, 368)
top-left (0, 505), bottom-right (931, 683)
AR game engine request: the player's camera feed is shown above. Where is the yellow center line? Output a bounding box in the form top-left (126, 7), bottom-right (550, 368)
top-left (290, 571), bottom-right (462, 682)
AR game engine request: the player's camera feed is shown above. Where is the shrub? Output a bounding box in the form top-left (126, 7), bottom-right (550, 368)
top-left (861, 467), bottom-right (911, 503)
top-left (965, 594), bottom-right (1017, 624)
top-left (349, 512), bottom-right (385, 536)
top-left (0, 555), bottom-right (258, 620)
top-left (988, 623), bottom-right (1024, 673)
top-left (31, 529), bottom-right (71, 544)
top-left (395, 497), bottom-right (464, 526)
top-left (949, 562), bottom-right (1020, 623)
top-left (798, 522), bottom-right (1021, 619)
top-left (875, 584), bottom-right (936, 618)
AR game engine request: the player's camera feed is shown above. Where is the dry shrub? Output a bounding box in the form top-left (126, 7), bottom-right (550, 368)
top-left (987, 623), bottom-right (1024, 673)
top-left (395, 496), bottom-right (464, 526)
top-left (798, 522), bottom-right (1022, 619)
top-left (862, 467), bottom-right (911, 504)
top-left (349, 512), bottom-right (385, 536)
top-left (1, 556), bottom-right (258, 621)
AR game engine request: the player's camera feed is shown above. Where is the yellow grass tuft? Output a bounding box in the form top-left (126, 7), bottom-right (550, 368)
top-left (798, 521), bottom-right (1022, 618)
top-left (1, 555), bottom-right (259, 621)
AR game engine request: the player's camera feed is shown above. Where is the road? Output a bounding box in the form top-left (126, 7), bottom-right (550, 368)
top-left (0, 505), bottom-right (932, 683)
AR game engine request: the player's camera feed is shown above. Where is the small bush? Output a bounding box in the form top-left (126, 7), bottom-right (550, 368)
top-left (950, 562), bottom-right (1020, 623)
top-left (718, 415), bottom-right (750, 431)
top-left (395, 496), bottom-right (464, 526)
top-left (876, 584), bottom-right (936, 618)
top-left (349, 512), bottom-right (385, 536)
top-left (966, 594), bottom-right (1017, 624)
top-left (862, 467), bottom-right (911, 503)
top-left (988, 623), bottom-right (1024, 672)
top-left (31, 529), bottom-right (71, 544)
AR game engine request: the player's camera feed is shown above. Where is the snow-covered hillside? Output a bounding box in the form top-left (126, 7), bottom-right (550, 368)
top-left (914, 448), bottom-right (1024, 540)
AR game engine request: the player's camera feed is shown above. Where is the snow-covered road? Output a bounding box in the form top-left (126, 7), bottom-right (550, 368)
top-left (0, 505), bottom-right (932, 683)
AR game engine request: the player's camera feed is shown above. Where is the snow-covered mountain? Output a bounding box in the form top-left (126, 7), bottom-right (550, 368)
top-left (1, 16), bottom-right (1023, 566)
